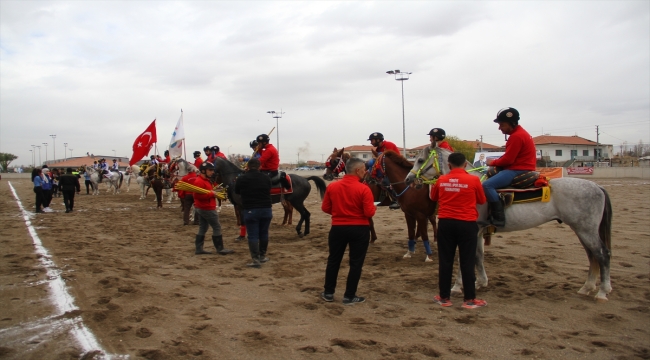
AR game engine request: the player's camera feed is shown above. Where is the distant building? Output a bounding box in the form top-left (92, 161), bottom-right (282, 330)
top-left (533, 135), bottom-right (613, 162)
top-left (42, 156), bottom-right (132, 170)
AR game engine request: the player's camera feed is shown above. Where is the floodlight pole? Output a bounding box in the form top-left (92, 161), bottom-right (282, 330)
top-left (267, 110), bottom-right (284, 156)
top-left (63, 143), bottom-right (68, 161)
top-left (386, 69), bottom-right (412, 157)
top-left (43, 143), bottom-right (48, 163)
top-left (50, 134), bottom-right (56, 160)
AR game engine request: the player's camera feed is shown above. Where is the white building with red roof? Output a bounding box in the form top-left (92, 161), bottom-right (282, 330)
top-left (533, 135), bottom-right (613, 162)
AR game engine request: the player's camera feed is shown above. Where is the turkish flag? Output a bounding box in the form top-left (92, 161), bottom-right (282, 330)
top-left (129, 120), bottom-right (157, 166)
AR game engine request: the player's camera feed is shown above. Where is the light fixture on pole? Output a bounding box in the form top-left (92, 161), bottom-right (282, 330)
top-left (266, 110), bottom-right (284, 155)
top-left (50, 134), bottom-right (56, 161)
top-left (43, 143), bottom-right (48, 163)
top-left (69, 148), bottom-right (73, 158)
top-left (36, 145), bottom-right (42, 165)
top-left (386, 69), bottom-right (412, 157)
top-left (64, 143), bottom-right (68, 161)
top-left (112, 150), bottom-right (116, 158)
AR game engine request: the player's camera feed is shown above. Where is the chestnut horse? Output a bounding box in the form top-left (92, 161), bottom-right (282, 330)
top-left (323, 147), bottom-right (351, 181)
top-left (369, 150), bottom-right (438, 261)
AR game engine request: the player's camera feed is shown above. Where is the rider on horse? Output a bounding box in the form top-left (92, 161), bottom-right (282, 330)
top-left (428, 128), bottom-right (454, 152)
top-left (98, 158), bottom-right (109, 182)
top-left (111, 159), bottom-right (119, 171)
top-left (256, 134), bottom-right (279, 178)
top-left (159, 150), bottom-right (171, 164)
top-left (480, 107), bottom-right (537, 227)
top-left (367, 132), bottom-right (401, 210)
top-left (193, 150), bottom-right (203, 168)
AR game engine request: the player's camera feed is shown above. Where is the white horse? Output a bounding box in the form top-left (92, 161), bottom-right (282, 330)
top-left (123, 170), bottom-right (133, 192)
top-left (405, 146), bottom-right (613, 301)
top-left (129, 164), bottom-right (149, 200)
top-left (85, 166), bottom-right (123, 195)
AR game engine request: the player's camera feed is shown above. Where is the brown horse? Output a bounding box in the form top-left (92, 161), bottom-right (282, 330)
top-left (144, 165), bottom-right (165, 208)
top-left (369, 150), bottom-right (438, 261)
top-left (323, 147), bottom-right (351, 181)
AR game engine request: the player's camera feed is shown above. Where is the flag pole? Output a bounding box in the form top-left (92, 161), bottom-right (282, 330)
top-left (182, 109), bottom-right (187, 161)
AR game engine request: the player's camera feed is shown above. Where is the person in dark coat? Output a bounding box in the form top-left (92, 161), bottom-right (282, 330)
top-left (58, 167), bottom-right (81, 213)
top-left (234, 158), bottom-right (273, 268)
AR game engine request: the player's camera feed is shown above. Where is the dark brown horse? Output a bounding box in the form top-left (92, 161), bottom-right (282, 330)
top-left (323, 147), bottom-right (351, 181)
top-left (369, 150), bottom-right (438, 261)
top-left (144, 165), bottom-right (165, 208)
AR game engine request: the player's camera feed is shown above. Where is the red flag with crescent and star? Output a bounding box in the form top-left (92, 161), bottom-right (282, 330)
top-left (129, 119), bottom-right (157, 166)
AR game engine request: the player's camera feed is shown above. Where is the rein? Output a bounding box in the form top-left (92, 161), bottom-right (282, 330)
top-left (409, 148), bottom-right (441, 185)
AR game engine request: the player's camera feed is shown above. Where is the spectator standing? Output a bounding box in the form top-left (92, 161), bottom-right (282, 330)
top-left (179, 170), bottom-right (199, 226)
top-left (193, 162), bottom-right (234, 256)
top-left (32, 168), bottom-right (45, 213)
top-left (51, 168), bottom-right (61, 198)
top-left (321, 158), bottom-right (376, 305)
top-left (234, 158), bottom-right (273, 268)
top-left (58, 168), bottom-right (81, 213)
top-left (83, 170), bottom-right (94, 194)
top-left (41, 166), bottom-right (54, 212)
top-left (430, 152), bottom-right (488, 309)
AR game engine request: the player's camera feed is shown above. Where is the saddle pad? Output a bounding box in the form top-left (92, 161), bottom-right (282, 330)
top-left (270, 174), bottom-right (293, 195)
top-left (499, 187), bottom-right (551, 205)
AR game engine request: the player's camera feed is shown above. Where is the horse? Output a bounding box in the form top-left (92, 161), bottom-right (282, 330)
top-left (405, 145), bottom-right (613, 301)
top-left (369, 151), bottom-right (438, 261)
top-left (323, 147), bottom-right (351, 181)
top-left (130, 163), bottom-right (165, 207)
top-left (84, 166), bottom-right (123, 195)
top-left (212, 157), bottom-right (327, 237)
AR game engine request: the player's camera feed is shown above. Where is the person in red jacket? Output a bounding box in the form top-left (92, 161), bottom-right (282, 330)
top-left (256, 134), bottom-right (280, 177)
top-left (431, 152), bottom-right (487, 309)
top-left (192, 151), bottom-right (203, 168)
top-left (367, 132), bottom-right (401, 210)
top-left (481, 107), bottom-right (537, 227)
top-left (428, 128), bottom-right (454, 152)
top-left (321, 157), bottom-right (376, 305)
top-left (192, 162), bottom-right (234, 256)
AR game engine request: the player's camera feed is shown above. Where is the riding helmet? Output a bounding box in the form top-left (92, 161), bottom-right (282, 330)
top-left (211, 146), bottom-right (220, 152)
top-left (193, 151), bottom-right (201, 156)
top-left (113, 159), bottom-right (117, 161)
top-left (368, 132), bottom-right (384, 141)
top-left (249, 140), bottom-right (258, 149)
top-left (150, 155), bottom-right (155, 160)
top-left (493, 107), bottom-right (520, 126)
top-left (427, 128), bottom-right (446, 140)
top-left (164, 150), bottom-right (169, 156)
top-left (257, 134), bottom-right (270, 143)
top-left (203, 146), bottom-right (211, 151)
top-left (199, 162), bottom-right (215, 172)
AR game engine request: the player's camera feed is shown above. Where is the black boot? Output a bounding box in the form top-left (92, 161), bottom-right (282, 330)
top-left (195, 235), bottom-right (212, 255)
top-left (259, 239), bottom-right (269, 263)
top-left (247, 241), bottom-right (261, 268)
top-left (388, 201), bottom-right (401, 210)
top-left (490, 201), bottom-right (506, 227)
top-left (212, 235), bottom-right (234, 255)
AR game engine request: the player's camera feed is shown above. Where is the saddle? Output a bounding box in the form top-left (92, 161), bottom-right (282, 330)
top-left (488, 170), bottom-right (551, 207)
top-left (270, 172), bottom-right (293, 195)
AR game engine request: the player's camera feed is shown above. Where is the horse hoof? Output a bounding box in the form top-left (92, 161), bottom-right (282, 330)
top-left (577, 285), bottom-right (595, 296)
top-left (298, 233), bottom-right (304, 238)
top-left (403, 251), bottom-right (414, 259)
top-left (451, 287), bottom-right (463, 295)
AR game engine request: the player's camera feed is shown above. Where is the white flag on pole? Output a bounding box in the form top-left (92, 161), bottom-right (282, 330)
top-left (168, 111), bottom-right (185, 158)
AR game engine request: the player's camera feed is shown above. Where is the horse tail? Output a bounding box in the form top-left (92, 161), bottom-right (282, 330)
top-left (306, 176), bottom-right (327, 200)
top-left (598, 186), bottom-right (612, 256)
top-left (119, 173), bottom-right (124, 189)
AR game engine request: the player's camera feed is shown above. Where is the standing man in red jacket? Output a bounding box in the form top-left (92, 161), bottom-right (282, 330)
top-left (321, 158), bottom-right (376, 305)
top-left (192, 162), bottom-right (234, 255)
top-left (431, 152), bottom-right (487, 309)
top-left (481, 107), bottom-right (537, 227)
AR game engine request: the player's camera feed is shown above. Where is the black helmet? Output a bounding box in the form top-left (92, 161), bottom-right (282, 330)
top-left (199, 162), bottom-right (215, 172)
top-left (164, 150), bottom-right (169, 156)
top-left (211, 146), bottom-right (219, 152)
top-left (150, 155), bottom-right (155, 160)
top-left (368, 132), bottom-right (384, 141)
top-left (113, 159), bottom-right (117, 161)
top-left (203, 146), bottom-right (211, 151)
top-left (256, 134), bottom-right (270, 143)
top-left (493, 107), bottom-right (520, 126)
top-left (427, 128), bottom-right (446, 140)
top-left (249, 140), bottom-right (258, 149)
top-left (193, 151), bottom-right (201, 156)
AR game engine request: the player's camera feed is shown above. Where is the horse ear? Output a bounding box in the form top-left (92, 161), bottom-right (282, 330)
top-left (333, 147), bottom-right (337, 152)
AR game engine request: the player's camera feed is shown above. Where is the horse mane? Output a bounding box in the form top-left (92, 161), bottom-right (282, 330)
top-left (383, 150), bottom-right (413, 170)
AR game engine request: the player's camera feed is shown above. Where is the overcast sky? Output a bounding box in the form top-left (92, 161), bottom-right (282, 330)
top-left (1, 1), bottom-right (648, 167)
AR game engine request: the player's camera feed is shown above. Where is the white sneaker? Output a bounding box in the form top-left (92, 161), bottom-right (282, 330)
top-left (43, 208), bottom-right (54, 213)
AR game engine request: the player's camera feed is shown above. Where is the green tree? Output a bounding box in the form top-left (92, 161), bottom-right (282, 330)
top-left (0, 153), bottom-right (18, 173)
top-left (445, 136), bottom-right (476, 161)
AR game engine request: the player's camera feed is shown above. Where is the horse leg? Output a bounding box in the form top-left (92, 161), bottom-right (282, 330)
top-left (577, 251), bottom-right (599, 296)
top-left (291, 202), bottom-right (310, 237)
top-left (234, 205), bottom-right (247, 241)
top-left (428, 215), bottom-right (438, 242)
top-left (403, 214), bottom-right (417, 258)
top-left (155, 185), bottom-right (163, 208)
top-left (417, 216), bottom-right (434, 262)
top-left (576, 230), bottom-right (611, 301)
top-left (475, 231), bottom-right (488, 290)
top-left (165, 188), bottom-right (172, 203)
top-left (369, 217), bottom-right (378, 243)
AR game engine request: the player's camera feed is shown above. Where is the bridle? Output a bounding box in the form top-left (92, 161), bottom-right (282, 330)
top-left (410, 147), bottom-right (442, 187)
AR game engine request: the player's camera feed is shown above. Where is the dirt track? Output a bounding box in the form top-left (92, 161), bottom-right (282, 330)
top-left (0, 178), bottom-right (649, 359)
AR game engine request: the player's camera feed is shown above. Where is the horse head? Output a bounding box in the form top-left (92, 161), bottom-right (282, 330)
top-left (323, 147), bottom-right (350, 181)
top-left (404, 145), bottom-right (452, 188)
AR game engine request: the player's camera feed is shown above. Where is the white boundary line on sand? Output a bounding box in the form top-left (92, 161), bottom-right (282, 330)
top-left (7, 181), bottom-right (125, 359)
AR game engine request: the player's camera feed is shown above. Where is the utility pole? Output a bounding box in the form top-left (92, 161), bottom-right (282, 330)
top-left (479, 135), bottom-right (483, 152)
top-left (595, 125), bottom-right (600, 162)
top-left (50, 134), bottom-right (56, 161)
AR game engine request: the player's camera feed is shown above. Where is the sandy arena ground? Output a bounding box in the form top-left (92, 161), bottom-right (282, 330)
top-left (0, 177), bottom-right (648, 359)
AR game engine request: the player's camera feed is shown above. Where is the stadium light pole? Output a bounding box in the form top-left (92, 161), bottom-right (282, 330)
top-left (43, 143), bottom-right (48, 163)
top-left (69, 148), bottom-right (73, 158)
top-left (64, 143), bottom-right (68, 161)
top-left (50, 134), bottom-right (56, 160)
top-left (29, 150), bottom-right (33, 168)
top-left (112, 149), bottom-right (116, 158)
top-left (36, 146), bottom-right (41, 165)
top-left (31, 145), bottom-right (36, 166)
top-left (386, 69), bottom-right (412, 157)
top-left (266, 110), bottom-right (284, 156)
